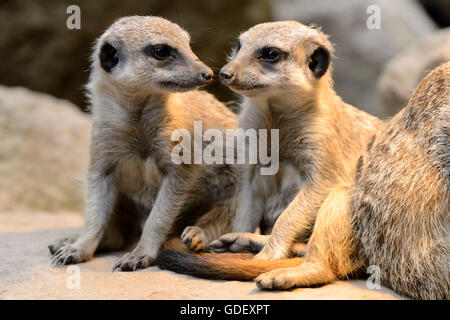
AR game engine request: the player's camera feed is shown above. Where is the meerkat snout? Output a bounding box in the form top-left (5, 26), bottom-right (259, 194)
top-left (218, 69), bottom-right (234, 83)
top-left (200, 69), bottom-right (213, 82)
top-left (93, 16), bottom-right (213, 93)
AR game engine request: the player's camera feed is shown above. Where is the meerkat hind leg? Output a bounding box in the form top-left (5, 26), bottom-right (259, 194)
top-left (209, 233), bottom-right (307, 256)
top-left (255, 185), bottom-right (362, 290)
top-left (210, 233), bottom-right (270, 253)
top-left (182, 199), bottom-right (234, 252)
top-left (181, 226), bottom-right (208, 252)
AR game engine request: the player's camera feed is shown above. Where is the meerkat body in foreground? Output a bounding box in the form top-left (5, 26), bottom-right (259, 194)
top-left (48, 16), bottom-right (237, 271)
top-left (350, 62), bottom-right (450, 299)
top-left (252, 62), bottom-right (449, 299)
top-left (157, 22), bottom-right (450, 299)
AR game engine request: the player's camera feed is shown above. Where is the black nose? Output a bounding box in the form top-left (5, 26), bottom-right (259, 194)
top-left (201, 72), bottom-right (213, 82)
top-left (219, 70), bottom-right (234, 82)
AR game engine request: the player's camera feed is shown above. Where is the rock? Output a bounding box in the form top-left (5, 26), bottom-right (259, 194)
top-left (270, 0), bottom-right (437, 117)
top-left (0, 86), bottom-right (90, 212)
top-left (378, 28), bottom-right (450, 116)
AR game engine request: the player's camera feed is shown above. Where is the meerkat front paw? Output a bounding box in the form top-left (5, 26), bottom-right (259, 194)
top-left (255, 268), bottom-right (297, 290)
top-left (48, 235), bottom-right (78, 255)
top-left (209, 233), bottom-right (269, 253)
top-left (181, 226), bottom-right (208, 252)
top-left (50, 242), bottom-right (92, 266)
top-left (112, 249), bottom-right (154, 272)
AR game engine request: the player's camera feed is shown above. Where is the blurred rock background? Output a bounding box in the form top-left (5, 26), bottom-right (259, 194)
top-left (0, 0), bottom-right (448, 213)
top-left (0, 0), bottom-right (272, 110)
top-left (0, 86), bottom-right (90, 212)
top-left (272, 0), bottom-right (440, 116)
top-left (378, 27), bottom-right (450, 115)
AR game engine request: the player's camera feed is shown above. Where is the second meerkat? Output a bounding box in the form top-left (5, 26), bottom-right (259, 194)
top-left (158, 21), bottom-right (381, 267)
top-left (48, 16), bottom-right (237, 271)
top-left (212, 21), bottom-right (382, 252)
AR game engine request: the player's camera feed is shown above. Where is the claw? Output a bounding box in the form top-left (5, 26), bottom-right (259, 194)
top-left (51, 250), bottom-right (65, 267)
top-left (112, 261), bottom-right (123, 272)
top-left (62, 254), bottom-right (73, 265)
top-left (134, 260), bottom-right (143, 271)
top-left (48, 245), bottom-right (56, 255)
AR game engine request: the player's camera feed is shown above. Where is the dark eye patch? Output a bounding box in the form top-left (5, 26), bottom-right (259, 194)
top-left (232, 40), bottom-right (241, 53)
top-left (143, 44), bottom-right (176, 60)
top-left (257, 47), bottom-right (284, 63)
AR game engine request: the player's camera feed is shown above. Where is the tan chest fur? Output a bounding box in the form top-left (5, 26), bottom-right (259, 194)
top-left (249, 161), bottom-right (304, 226)
top-left (113, 155), bottom-right (165, 208)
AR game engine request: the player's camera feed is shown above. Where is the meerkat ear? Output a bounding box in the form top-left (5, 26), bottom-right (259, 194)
top-left (308, 46), bottom-right (330, 78)
top-left (99, 42), bottom-right (119, 72)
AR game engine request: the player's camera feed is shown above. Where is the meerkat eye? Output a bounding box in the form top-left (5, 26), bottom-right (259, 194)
top-left (259, 47), bottom-right (281, 63)
top-left (144, 44), bottom-right (174, 60)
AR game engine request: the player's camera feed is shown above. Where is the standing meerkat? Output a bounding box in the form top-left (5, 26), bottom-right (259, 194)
top-left (48, 16), bottom-right (238, 271)
top-left (157, 23), bottom-right (450, 299)
top-left (157, 21), bottom-right (380, 273)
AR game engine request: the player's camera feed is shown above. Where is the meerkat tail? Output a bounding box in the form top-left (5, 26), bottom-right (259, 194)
top-left (156, 249), bottom-right (303, 281)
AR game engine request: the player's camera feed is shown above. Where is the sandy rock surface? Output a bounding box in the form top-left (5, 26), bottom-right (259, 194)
top-left (0, 211), bottom-right (402, 300)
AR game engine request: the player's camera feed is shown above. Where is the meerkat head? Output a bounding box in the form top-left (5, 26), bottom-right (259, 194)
top-left (219, 21), bottom-right (334, 98)
top-left (91, 16), bottom-right (213, 94)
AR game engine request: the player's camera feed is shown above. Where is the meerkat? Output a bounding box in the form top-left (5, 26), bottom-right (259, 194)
top-left (48, 16), bottom-right (238, 271)
top-left (349, 62), bottom-right (450, 299)
top-left (210, 21), bottom-right (382, 255)
top-left (157, 22), bottom-right (450, 299)
top-left (157, 21), bottom-right (381, 273)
